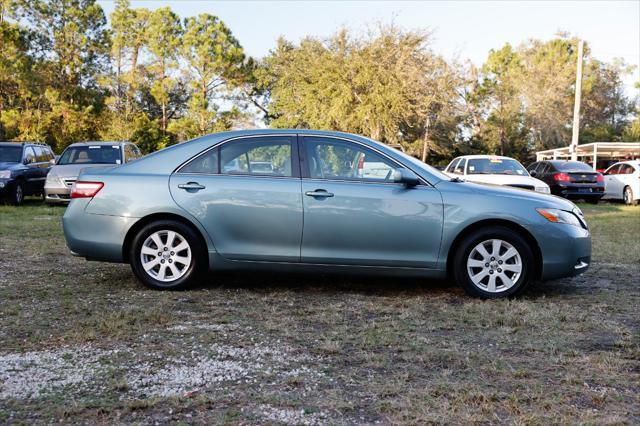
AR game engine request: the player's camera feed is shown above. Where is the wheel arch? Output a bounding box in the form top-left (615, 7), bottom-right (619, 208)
top-left (445, 219), bottom-right (543, 280)
top-left (122, 212), bottom-right (210, 264)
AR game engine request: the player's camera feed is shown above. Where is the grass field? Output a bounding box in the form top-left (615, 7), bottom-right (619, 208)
top-left (0, 200), bottom-right (638, 424)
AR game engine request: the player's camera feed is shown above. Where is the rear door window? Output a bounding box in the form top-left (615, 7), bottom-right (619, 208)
top-left (221, 136), bottom-right (294, 177)
top-left (620, 164), bottom-right (634, 175)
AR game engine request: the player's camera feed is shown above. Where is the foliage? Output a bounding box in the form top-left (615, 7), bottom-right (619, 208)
top-left (0, 1), bottom-right (636, 160)
top-left (256, 26), bottom-right (464, 162)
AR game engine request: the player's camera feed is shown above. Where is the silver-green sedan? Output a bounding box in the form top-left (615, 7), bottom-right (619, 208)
top-left (62, 130), bottom-right (591, 298)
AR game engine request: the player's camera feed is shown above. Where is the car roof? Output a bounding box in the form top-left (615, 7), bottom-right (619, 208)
top-left (612, 160), bottom-right (640, 166)
top-left (65, 141), bottom-right (130, 148)
top-left (455, 155), bottom-right (519, 160)
top-left (546, 160), bottom-right (587, 164)
top-left (0, 141), bottom-right (44, 146)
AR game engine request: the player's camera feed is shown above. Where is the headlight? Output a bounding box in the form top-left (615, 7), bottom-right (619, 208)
top-left (46, 173), bottom-right (60, 184)
top-left (535, 186), bottom-right (550, 194)
top-left (0, 170), bottom-right (10, 179)
top-left (536, 208), bottom-right (582, 227)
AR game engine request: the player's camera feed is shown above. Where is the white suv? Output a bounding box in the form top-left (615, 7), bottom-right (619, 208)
top-left (445, 155), bottom-right (550, 194)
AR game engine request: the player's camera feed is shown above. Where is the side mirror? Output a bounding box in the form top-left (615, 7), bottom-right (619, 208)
top-left (529, 170), bottom-right (537, 177)
top-left (24, 156), bottom-right (34, 165)
top-left (393, 168), bottom-right (420, 187)
top-left (49, 158), bottom-right (56, 166)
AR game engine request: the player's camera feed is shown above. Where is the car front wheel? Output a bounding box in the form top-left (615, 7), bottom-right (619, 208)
top-left (129, 220), bottom-right (205, 290)
top-left (12, 182), bottom-right (24, 205)
top-left (453, 227), bottom-right (534, 299)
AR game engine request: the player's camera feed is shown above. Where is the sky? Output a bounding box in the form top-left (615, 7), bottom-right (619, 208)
top-left (97, 0), bottom-right (640, 95)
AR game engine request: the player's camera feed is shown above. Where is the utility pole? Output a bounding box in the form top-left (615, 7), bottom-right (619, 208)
top-left (570, 39), bottom-right (584, 161)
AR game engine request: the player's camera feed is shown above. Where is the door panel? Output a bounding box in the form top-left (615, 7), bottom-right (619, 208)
top-left (170, 175), bottom-right (303, 262)
top-left (170, 135), bottom-right (303, 262)
top-left (300, 181), bottom-right (443, 267)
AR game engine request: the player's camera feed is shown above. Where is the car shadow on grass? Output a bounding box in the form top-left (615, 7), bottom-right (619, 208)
top-left (192, 270), bottom-right (460, 297)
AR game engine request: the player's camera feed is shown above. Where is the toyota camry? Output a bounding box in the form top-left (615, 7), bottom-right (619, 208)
top-left (62, 130), bottom-right (591, 298)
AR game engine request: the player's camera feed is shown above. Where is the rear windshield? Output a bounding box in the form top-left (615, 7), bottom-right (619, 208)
top-left (553, 161), bottom-right (593, 172)
top-left (58, 145), bottom-right (121, 165)
top-left (0, 145), bottom-right (22, 163)
top-left (467, 158), bottom-right (529, 175)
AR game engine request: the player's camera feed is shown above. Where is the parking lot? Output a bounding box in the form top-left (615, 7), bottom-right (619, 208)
top-left (0, 200), bottom-right (638, 423)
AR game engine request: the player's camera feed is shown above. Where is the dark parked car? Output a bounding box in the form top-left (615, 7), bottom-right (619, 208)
top-left (0, 142), bottom-right (56, 205)
top-left (527, 160), bottom-right (604, 203)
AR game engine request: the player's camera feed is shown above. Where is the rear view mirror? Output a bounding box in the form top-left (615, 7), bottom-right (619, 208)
top-left (393, 168), bottom-right (420, 187)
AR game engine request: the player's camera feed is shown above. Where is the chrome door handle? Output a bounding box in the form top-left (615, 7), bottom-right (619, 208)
top-left (305, 189), bottom-right (334, 198)
top-left (178, 182), bottom-right (206, 191)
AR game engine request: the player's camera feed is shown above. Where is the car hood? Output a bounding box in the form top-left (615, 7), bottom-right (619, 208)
top-left (439, 179), bottom-right (576, 210)
top-left (0, 162), bottom-right (19, 171)
top-left (50, 163), bottom-right (116, 178)
top-left (461, 174), bottom-right (548, 187)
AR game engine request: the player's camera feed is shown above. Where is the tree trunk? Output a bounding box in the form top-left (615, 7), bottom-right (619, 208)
top-left (200, 77), bottom-right (207, 134)
top-left (421, 115), bottom-right (431, 163)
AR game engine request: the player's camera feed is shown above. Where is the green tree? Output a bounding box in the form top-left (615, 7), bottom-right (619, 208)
top-left (146, 6), bottom-right (182, 134)
top-left (179, 13), bottom-right (245, 137)
top-left (472, 44), bottom-right (528, 158)
top-left (258, 26), bottom-right (461, 160)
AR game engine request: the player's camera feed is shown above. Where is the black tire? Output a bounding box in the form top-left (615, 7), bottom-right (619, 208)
top-left (623, 186), bottom-right (638, 206)
top-left (11, 181), bottom-right (24, 205)
top-left (453, 226), bottom-right (535, 299)
top-left (129, 220), bottom-right (206, 290)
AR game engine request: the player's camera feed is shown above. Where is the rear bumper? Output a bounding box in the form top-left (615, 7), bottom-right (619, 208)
top-left (62, 199), bottom-right (137, 262)
top-left (551, 184), bottom-right (605, 199)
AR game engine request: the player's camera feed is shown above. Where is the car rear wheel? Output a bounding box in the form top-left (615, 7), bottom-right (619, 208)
top-left (130, 220), bottom-right (205, 290)
top-left (453, 227), bottom-right (534, 299)
top-left (623, 186), bottom-right (638, 206)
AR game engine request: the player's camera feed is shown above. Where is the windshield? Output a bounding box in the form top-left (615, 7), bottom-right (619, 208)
top-left (0, 145), bottom-right (23, 163)
top-left (467, 158), bottom-right (529, 176)
top-left (554, 161), bottom-right (594, 172)
top-left (58, 145), bottom-right (121, 165)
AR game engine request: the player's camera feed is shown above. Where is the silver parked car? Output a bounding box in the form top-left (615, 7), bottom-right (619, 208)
top-left (45, 141), bottom-right (142, 205)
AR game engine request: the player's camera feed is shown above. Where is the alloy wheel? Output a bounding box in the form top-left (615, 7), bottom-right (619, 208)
top-left (140, 230), bottom-right (192, 282)
top-left (466, 239), bottom-right (522, 293)
top-left (15, 185), bottom-right (23, 204)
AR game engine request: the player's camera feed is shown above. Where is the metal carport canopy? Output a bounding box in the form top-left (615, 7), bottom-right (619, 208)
top-left (535, 142), bottom-right (640, 168)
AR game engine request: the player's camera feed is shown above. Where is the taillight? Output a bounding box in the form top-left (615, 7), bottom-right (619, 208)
top-left (71, 181), bottom-right (104, 199)
top-left (596, 173), bottom-right (604, 183)
top-left (554, 172), bottom-right (571, 182)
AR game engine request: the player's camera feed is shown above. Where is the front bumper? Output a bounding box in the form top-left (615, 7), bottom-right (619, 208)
top-left (535, 221), bottom-right (592, 280)
top-left (62, 199), bottom-right (138, 262)
top-left (45, 180), bottom-right (72, 204)
top-left (0, 179), bottom-right (16, 197)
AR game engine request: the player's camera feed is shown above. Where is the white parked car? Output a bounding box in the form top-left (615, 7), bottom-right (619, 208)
top-left (444, 155), bottom-right (550, 194)
top-left (601, 160), bottom-right (640, 205)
